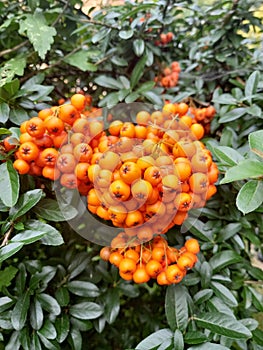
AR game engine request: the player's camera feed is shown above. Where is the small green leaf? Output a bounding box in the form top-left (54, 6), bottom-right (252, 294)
top-left (29, 265), bottom-right (57, 290)
top-left (69, 302), bottom-right (103, 320)
top-left (193, 289), bottom-right (214, 304)
top-left (64, 51), bottom-right (98, 72)
top-left (0, 58), bottom-right (26, 87)
top-left (22, 219), bottom-right (63, 246)
top-left (220, 159), bottom-right (263, 184)
top-left (173, 329), bottom-right (184, 350)
top-left (55, 287), bottom-right (70, 307)
top-left (165, 284), bottom-right (188, 332)
top-left (142, 90), bottom-right (163, 107)
top-left (0, 102), bottom-right (10, 123)
top-left (0, 128), bottom-right (12, 135)
top-left (211, 281), bottom-right (238, 307)
top-left (119, 29), bottom-right (134, 39)
top-left (0, 242), bottom-right (24, 263)
top-left (209, 250), bottom-right (242, 272)
top-left (130, 54), bottom-right (147, 89)
top-left (0, 266), bottom-right (18, 291)
top-left (38, 319), bottom-right (57, 340)
top-left (136, 81), bottom-right (155, 93)
top-left (195, 312), bottom-right (252, 339)
top-left (68, 252), bottom-right (90, 280)
top-left (11, 229), bottom-right (46, 244)
top-left (11, 290), bottom-right (30, 330)
top-left (10, 189), bottom-right (44, 220)
top-left (135, 329), bottom-right (173, 350)
top-left (37, 293), bottom-right (61, 316)
top-left (245, 70), bottom-right (260, 104)
top-left (33, 198), bottom-right (78, 222)
top-left (111, 56), bottom-right (128, 67)
top-left (237, 180), bottom-right (263, 214)
top-left (37, 333), bottom-right (60, 350)
top-left (9, 107), bottom-right (29, 125)
top-left (5, 331), bottom-right (21, 350)
top-left (69, 327), bottom-right (82, 350)
top-left (0, 160), bottom-right (19, 207)
top-left (219, 108), bottom-right (247, 123)
top-left (133, 39), bottom-right (145, 57)
top-left (67, 280), bottom-right (100, 297)
top-left (55, 314), bottom-right (70, 343)
top-left (104, 288), bottom-right (120, 324)
top-left (212, 93), bottom-right (237, 105)
top-left (19, 12), bottom-right (56, 59)
top-left (249, 130), bottom-right (263, 158)
top-left (30, 333), bottom-right (42, 350)
top-left (188, 343), bottom-right (230, 350)
top-left (30, 299), bottom-right (44, 330)
top-left (94, 75), bottom-right (123, 90)
top-left (184, 331), bottom-right (207, 345)
top-left (0, 296), bottom-right (15, 313)
top-left (213, 146), bottom-right (244, 166)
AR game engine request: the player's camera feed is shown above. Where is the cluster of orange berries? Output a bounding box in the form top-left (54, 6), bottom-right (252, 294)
top-left (190, 105), bottom-right (217, 135)
top-left (155, 32), bottom-right (174, 46)
top-left (100, 236), bottom-right (200, 285)
top-left (155, 61), bottom-right (181, 88)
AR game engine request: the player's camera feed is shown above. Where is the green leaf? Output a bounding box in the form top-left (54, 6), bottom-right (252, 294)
top-left (135, 329), bottom-right (173, 350)
top-left (119, 29), bottom-right (134, 39)
top-left (69, 327), bottom-right (82, 350)
top-left (94, 75), bottom-right (123, 90)
top-left (249, 130), bottom-right (263, 158)
top-left (212, 93), bottom-right (237, 105)
top-left (30, 299), bottom-right (44, 330)
top-left (213, 146), bottom-right (244, 166)
top-left (0, 296), bottom-right (15, 313)
top-left (194, 312), bottom-right (252, 339)
top-left (245, 71), bottom-right (260, 104)
top-left (130, 54), bottom-right (147, 89)
top-left (30, 333), bottom-right (42, 350)
top-left (133, 39), bottom-right (145, 57)
top-left (0, 128), bottom-right (12, 135)
top-left (0, 58), bottom-right (26, 87)
top-left (11, 290), bottom-right (30, 330)
top-left (0, 102), bottom-right (10, 123)
top-left (236, 180), bottom-right (263, 214)
top-left (0, 266), bottom-right (18, 291)
top-left (22, 220), bottom-right (63, 246)
top-left (211, 282), bottom-right (238, 307)
top-left (33, 198), bottom-right (78, 222)
top-left (37, 293), bottom-right (61, 316)
top-left (188, 343), bottom-right (230, 350)
top-left (64, 51), bottom-right (98, 72)
top-left (165, 284), bottom-right (188, 332)
top-left (68, 252), bottom-right (90, 280)
top-left (55, 314), bottom-right (70, 343)
top-left (69, 302), bottom-right (103, 320)
top-left (111, 56), bottom-right (128, 67)
top-left (193, 289), bottom-right (214, 304)
top-left (173, 329), bottom-right (184, 350)
top-left (29, 265), bottom-right (57, 290)
top-left (9, 107), bottom-right (29, 125)
top-left (209, 250), bottom-right (242, 272)
top-left (55, 287), bottom-right (70, 307)
top-left (0, 160), bottom-right (19, 207)
top-left (0, 242), bottom-right (24, 263)
top-left (219, 107), bottom-right (247, 123)
top-left (184, 331), bottom-right (207, 345)
top-left (104, 288), bottom-right (120, 324)
top-left (67, 280), bottom-right (100, 297)
top-left (142, 90), bottom-right (163, 107)
top-left (5, 331), bottom-right (21, 350)
top-left (10, 189), bottom-right (44, 220)
top-left (19, 12), bottom-right (56, 59)
top-left (20, 327), bottom-right (31, 350)
top-left (38, 319), bottom-right (57, 340)
top-left (136, 81), bottom-right (155, 93)
top-left (37, 333), bottom-right (60, 350)
top-left (200, 262), bottom-right (212, 289)
top-left (220, 160), bottom-right (263, 184)
top-left (11, 229), bottom-right (46, 244)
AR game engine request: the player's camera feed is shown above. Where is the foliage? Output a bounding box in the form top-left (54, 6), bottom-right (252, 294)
top-left (0, 0), bottom-right (263, 349)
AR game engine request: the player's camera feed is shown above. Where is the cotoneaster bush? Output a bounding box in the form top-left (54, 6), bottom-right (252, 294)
top-left (0, 0), bottom-right (263, 349)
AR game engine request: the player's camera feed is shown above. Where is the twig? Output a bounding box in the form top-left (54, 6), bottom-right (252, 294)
top-left (0, 224), bottom-right (14, 247)
top-left (0, 40), bottom-right (29, 58)
top-left (80, 18), bottom-right (119, 30)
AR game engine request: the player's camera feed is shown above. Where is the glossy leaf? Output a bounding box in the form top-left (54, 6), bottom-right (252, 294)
top-left (55, 314), bottom-right (70, 343)
top-left (211, 281), bottom-right (238, 307)
top-left (67, 280), bottom-right (100, 297)
top-left (213, 146), bottom-right (244, 166)
top-left (194, 312), bottom-right (252, 339)
top-left (188, 343), bottom-right (230, 350)
top-left (0, 242), bottom-right (24, 263)
top-left (104, 288), bottom-right (120, 324)
top-left (237, 180), bottom-right (263, 214)
top-left (245, 70), bottom-right (260, 104)
top-left (0, 266), bottom-right (18, 291)
top-left (37, 293), bottom-right (61, 316)
top-left (0, 160), bottom-right (19, 207)
top-left (209, 250), bottom-right (242, 272)
top-left (33, 198), bottom-right (78, 222)
top-left (220, 159), bottom-right (263, 184)
top-left (0, 102), bottom-right (10, 123)
top-left (219, 107), bottom-right (247, 123)
top-left (173, 329), bottom-right (184, 350)
top-left (184, 331), bottom-right (207, 345)
top-left (249, 130), bottom-right (263, 157)
top-left (30, 299), bottom-right (44, 330)
top-left (69, 327), bottom-right (82, 350)
top-left (38, 319), bottom-right (57, 340)
top-left (69, 302), bottom-right (103, 320)
top-left (130, 54), bottom-right (147, 89)
top-left (135, 329), bottom-right (173, 350)
top-left (133, 39), bottom-right (145, 57)
top-left (11, 290), bottom-right (30, 330)
top-left (94, 75), bottom-right (123, 90)
top-left (165, 284), bottom-right (188, 332)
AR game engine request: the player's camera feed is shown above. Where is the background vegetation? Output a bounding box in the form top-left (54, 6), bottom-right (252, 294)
top-left (0, 0), bottom-right (263, 349)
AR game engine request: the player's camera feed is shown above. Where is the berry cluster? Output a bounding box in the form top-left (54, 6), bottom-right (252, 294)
top-left (155, 61), bottom-right (181, 88)
top-left (100, 236), bottom-right (200, 285)
top-left (155, 32), bottom-right (174, 46)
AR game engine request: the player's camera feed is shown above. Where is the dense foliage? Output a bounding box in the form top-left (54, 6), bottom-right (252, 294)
top-left (0, 0), bottom-right (263, 349)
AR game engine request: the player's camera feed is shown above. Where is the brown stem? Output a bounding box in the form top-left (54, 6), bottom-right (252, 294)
top-left (0, 224), bottom-right (14, 247)
top-left (0, 40), bottom-right (29, 58)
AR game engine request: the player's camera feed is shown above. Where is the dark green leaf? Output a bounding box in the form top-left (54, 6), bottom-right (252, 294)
top-left (125, 92), bottom-right (140, 103)
top-left (30, 299), bottom-right (43, 330)
top-left (237, 180), bottom-right (263, 214)
top-left (37, 333), bottom-right (60, 350)
top-left (0, 296), bottom-right (15, 313)
top-left (249, 130), bottom-right (263, 158)
top-left (0, 266), bottom-right (18, 291)
top-left (173, 329), bottom-right (184, 350)
top-left (135, 329), bottom-right (173, 350)
top-left (220, 160), bottom-right (263, 184)
top-left (136, 81), bottom-right (155, 93)
top-left (64, 51), bottom-right (98, 72)
top-left (188, 343), bottom-right (230, 350)
top-left (69, 327), bottom-right (82, 350)
top-left (133, 39), bottom-right (145, 57)
top-left (11, 229), bottom-right (46, 244)
top-left (219, 108), bottom-right (247, 123)
top-left (0, 242), bottom-right (24, 263)
top-left (212, 93), bottom-right (237, 104)
top-left (104, 288), bottom-right (120, 324)
top-left (11, 290), bottom-right (30, 330)
top-left (29, 265), bottom-right (57, 290)
top-left (38, 319), bottom-right (57, 340)
top-left (211, 281), bottom-right (238, 307)
top-left (245, 71), bottom-right (260, 104)
top-left (130, 54), bottom-right (147, 89)
top-left (0, 160), bottom-right (19, 207)
top-left (111, 56), bottom-right (128, 67)
top-left (213, 146), bottom-right (244, 166)
top-left (20, 327), bottom-right (31, 350)
top-left (30, 333), bottom-right (42, 350)
top-left (22, 220), bottom-right (63, 246)
top-left (68, 252), bottom-right (90, 280)
top-left (0, 102), bottom-right (10, 123)
top-left (69, 302), bottom-right (103, 320)
top-left (194, 312), bottom-right (252, 339)
top-left (252, 328), bottom-right (263, 346)
top-left (119, 29), bottom-right (134, 39)
top-left (165, 284), bottom-right (188, 332)
top-left (5, 331), bottom-right (21, 350)
top-left (55, 287), bottom-right (70, 307)
top-left (184, 331), bottom-right (207, 345)
top-left (67, 280), bottom-right (100, 297)
top-left (70, 316), bottom-right (93, 332)
top-left (209, 250), bottom-right (242, 272)
top-left (193, 289), bottom-right (214, 304)
top-left (37, 293), bottom-right (61, 316)
top-left (142, 90), bottom-right (163, 106)
top-left (55, 314), bottom-right (70, 343)
top-left (10, 189), bottom-right (44, 220)
top-left (200, 261), bottom-right (212, 288)
top-left (9, 107), bottom-right (29, 125)
top-left (94, 75), bottom-right (123, 90)
top-left (33, 198), bottom-right (78, 222)
top-left (0, 128), bottom-right (12, 135)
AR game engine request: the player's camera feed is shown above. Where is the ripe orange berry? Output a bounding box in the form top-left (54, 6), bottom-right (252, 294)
top-left (109, 251), bottom-right (123, 267)
top-left (70, 93), bottom-right (87, 111)
top-left (13, 159), bottom-right (30, 175)
top-left (119, 161), bottom-right (141, 185)
top-left (185, 238), bottom-right (200, 254)
top-left (133, 266), bottom-right (150, 284)
top-left (145, 259), bottom-right (163, 278)
top-left (59, 104), bottom-right (80, 125)
top-left (109, 180), bottom-right (131, 202)
top-left (165, 264), bottom-right (184, 283)
top-left (119, 258), bottom-right (137, 274)
top-left (100, 246), bottom-right (111, 261)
